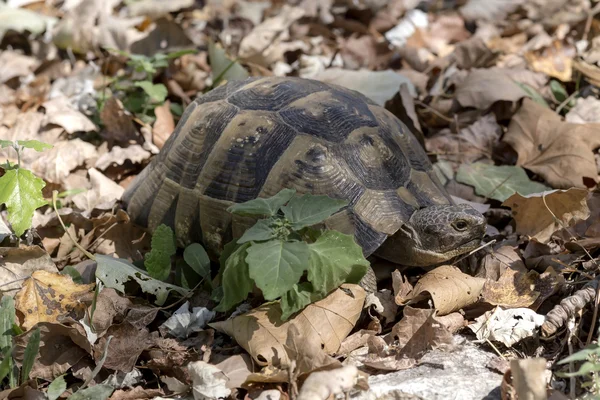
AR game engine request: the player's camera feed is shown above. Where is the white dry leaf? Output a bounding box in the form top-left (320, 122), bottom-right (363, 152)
top-left (298, 54), bottom-right (343, 79)
top-left (297, 366), bottom-right (359, 400)
top-left (237, 0), bottom-right (271, 26)
top-left (127, 0), bottom-right (195, 18)
top-left (314, 68), bottom-right (416, 106)
top-left (72, 168), bottom-right (125, 212)
top-left (460, 0), bottom-right (524, 21)
top-left (385, 9), bottom-right (428, 48)
top-left (188, 361), bottom-right (231, 400)
top-left (238, 5), bottom-right (305, 66)
top-left (160, 302), bottom-right (216, 339)
top-left (469, 307), bottom-right (545, 347)
top-left (95, 144), bottom-right (151, 170)
top-left (42, 96), bottom-right (97, 133)
top-left (566, 96), bottom-right (600, 124)
top-left (365, 290), bottom-right (398, 325)
top-left (30, 138), bottom-right (98, 184)
top-left (255, 390), bottom-right (281, 400)
top-left (0, 50), bottom-right (38, 84)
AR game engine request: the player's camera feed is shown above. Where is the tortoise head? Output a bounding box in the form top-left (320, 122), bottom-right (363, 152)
top-left (376, 204), bottom-right (487, 266)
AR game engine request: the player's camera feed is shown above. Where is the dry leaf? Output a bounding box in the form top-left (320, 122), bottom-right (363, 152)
top-left (42, 96), bottom-right (97, 133)
top-left (210, 284), bottom-right (365, 367)
top-left (0, 246), bottom-right (58, 296)
top-left (72, 168), bottom-right (125, 212)
top-left (460, 0), bottom-right (524, 21)
top-left (454, 69), bottom-right (526, 109)
top-left (94, 322), bottom-right (155, 372)
top-left (502, 188), bottom-right (590, 242)
top-left (392, 270), bottom-right (414, 305)
top-left (481, 266), bottom-right (541, 308)
top-left (411, 265), bottom-right (486, 315)
top-left (30, 139), bottom-right (98, 184)
top-left (478, 245), bottom-right (525, 280)
top-left (99, 97), bottom-right (138, 143)
top-left (565, 96), bottom-right (600, 124)
top-left (297, 366), bottom-right (360, 400)
top-left (0, 50), bottom-right (38, 83)
top-left (525, 41), bottom-right (574, 82)
top-left (188, 361), bottom-right (231, 400)
top-left (214, 354), bottom-right (254, 389)
top-left (469, 307), bottom-right (545, 347)
top-left (153, 100), bottom-right (175, 149)
top-left (15, 270), bottom-right (95, 330)
top-left (95, 144), bottom-right (151, 170)
top-left (503, 98), bottom-right (600, 188)
top-left (284, 324), bottom-right (341, 376)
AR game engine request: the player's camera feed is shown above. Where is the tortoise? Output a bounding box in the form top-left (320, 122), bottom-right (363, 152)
top-left (122, 77), bottom-right (486, 288)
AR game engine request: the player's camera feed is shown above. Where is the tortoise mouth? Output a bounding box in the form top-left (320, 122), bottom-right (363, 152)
top-left (448, 237), bottom-right (482, 255)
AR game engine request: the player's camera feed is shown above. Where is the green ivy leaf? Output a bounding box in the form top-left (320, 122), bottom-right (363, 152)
top-left (307, 231), bottom-right (369, 295)
top-left (0, 168), bottom-right (47, 236)
top-left (183, 243), bottom-right (211, 282)
top-left (134, 81), bottom-right (168, 103)
top-left (281, 194), bottom-right (348, 230)
top-left (280, 282), bottom-right (321, 320)
top-left (215, 242), bottom-right (253, 312)
top-left (228, 188), bottom-right (296, 217)
top-left (144, 224), bottom-right (177, 281)
top-left (246, 240), bottom-right (309, 301)
top-left (16, 140), bottom-right (53, 152)
top-left (47, 375), bottom-right (67, 400)
top-left (21, 327), bottom-right (40, 383)
top-left (237, 219), bottom-right (277, 243)
top-left (456, 163), bottom-right (551, 202)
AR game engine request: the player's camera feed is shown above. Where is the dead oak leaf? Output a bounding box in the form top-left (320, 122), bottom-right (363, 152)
top-left (30, 138), bottom-right (98, 184)
top-left (152, 101), bottom-right (175, 149)
top-left (0, 246), bottom-right (58, 296)
top-left (210, 284), bottom-right (365, 368)
top-left (94, 321), bottom-right (156, 372)
top-left (502, 188), bottom-right (590, 242)
top-left (503, 98), bottom-right (600, 188)
top-left (455, 68), bottom-right (526, 110)
top-left (15, 270), bottom-right (95, 331)
top-left (481, 266), bottom-right (540, 308)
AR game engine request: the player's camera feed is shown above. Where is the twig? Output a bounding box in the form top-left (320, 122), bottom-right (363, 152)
top-left (555, 89), bottom-right (580, 114)
top-left (414, 99), bottom-right (454, 123)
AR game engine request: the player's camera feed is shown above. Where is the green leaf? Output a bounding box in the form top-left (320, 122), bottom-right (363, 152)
top-left (170, 102), bottom-right (184, 116)
top-left (134, 81), bottom-right (168, 103)
top-left (282, 194), bottom-right (348, 230)
top-left (280, 282), bottom-right (321, 320)
top-left (144, 224), bottom-right (176, 281)
top-left (16, 140), bottom-right (52, 152)
top-left (307, 231), bottom-right (369, 295)
top-left (96, 254), bottom-right (189, 306)
top-left (228, 188), bottom-right (296, 217)
top-left (237, 219), bottom-right (277, 244)
top-left (550, 79), bottom-right (569, 102)
top-left (183, 243), bottom-right (211, 281)
top-left (558, 344), bottom-right (600, 364)
top-left (61, 266), bottom-right (83, 284)
top-left (215, 242), bottom-right (253, 312)
top-left (68, 384), bottom-right (114, 400)
top-left (21, 327), bottom-right (40, 383)
top-left (165, 49), bottom-right (197, 59)
top-left (47, 375), bottom-right (67, 400)
top-left (0, 140), bottom-right (13, 148)
top-left (0, 347), bottom-right (12, 383)
top-left (246, 240), bottom-right (309, 301)
top-left (456, 163), bottom-right (551, 202)
top-left (515, 82), bottom-right (549, 108)
top-left (0, 168), bottom-right (46, 237)
top-left (208, 39), bottom-right (249, 86)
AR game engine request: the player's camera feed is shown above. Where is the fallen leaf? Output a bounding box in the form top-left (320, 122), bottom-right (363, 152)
top-left (99, 97), bottom-right (138, 143)
top-left (210, 284), bottom-right (365, 367)
top-left (159, 302), bottom-right (215, 339)
top-left (14, 270), bottom-right (95, 330)
top-left (0, 246), bottom-right (58, 296)
top-left (314, 68), bottom-right (416, 107)
top-left (285, 324), bottom-right (341, 377)
top-left (0, 3), bottom-right (58, 38)
top-left (72, 168), bottom-right (125, 212)
top-left (0, 50), bottom-right (38, 84)
top-left (454, 69), bottom-right (527, 109)
top-left (42, 96), bottom-right (97, 134)
top-left (410, 265), bottom-right (486, 315)
top-left (503, 98), bottom-right (600, 188)
top-left (297, 366), bottom-right (360, 400)
top-left (95, 145), bottom-right (151, 170)
top-left (152, 101), bottom-right (175, 149)
top-left (213, 354), bottom-right (254, 389)
top-left (477, 245), bottom-right (525, 280)
top-left (30, 139), bottom-right (98, 184)
top-left (392, 270), bottom-right (414, 305)
top-left (188, 361), bottom-right (231, 400)
top-left (456, 163), bottom-right (551, 202)
top-left (502, 188), bottom-right (590, 242)
top-left (459, 0), bottom-right (524, 21)
top-left (127, 0), bottom-right (195, 18)
top-left (337, 329), bottom-right (378, 355)
top-left (94, 322), bottom-right (155, 372)
top-left (469, 307), bottom-right (545, 347)
top-left (525, 40), bottom-right (574, 82)
top-left (565, 96), bottom-right (600, 124)
top-left (481, 266), bottom-right (541, 308)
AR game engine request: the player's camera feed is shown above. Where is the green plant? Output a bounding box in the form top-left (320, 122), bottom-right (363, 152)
top-left (215, 189), bottom-right (370, 320)
top-left (0, 140), bottom-right (52, 237)
top-left (557, 343), bottom-right (600, 398)
top-left (99, 49), bottom-right (195, 124)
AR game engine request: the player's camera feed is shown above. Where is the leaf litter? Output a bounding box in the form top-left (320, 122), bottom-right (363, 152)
top-left (1, 0), bottom-right (600, 399)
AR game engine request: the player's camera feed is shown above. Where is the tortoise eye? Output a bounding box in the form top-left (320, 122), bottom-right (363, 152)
top-left (452, 220), bottom-right (468, 231)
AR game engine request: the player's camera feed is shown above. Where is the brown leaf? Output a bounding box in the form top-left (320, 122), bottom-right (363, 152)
top-left (392, 270), bottom-right (414, 305)
top-left (72, 168), bottom-right (125, 212)
top-left (13, 322), bottom-right (92, 381)
top-left (30, 139), bottom-right (98, 184)
top-left (481, 266), bottom-right (541, 308)
top-left (524, 40), bottom-right (574, 82)
top-left (0, 246), bottom-right (58, 296)
top-left (15, 270), bottom-right (95, 331)
top-left (95, 144), bottom-right (151, 171)
top-left (502, 189), bottom-right (590, 242)
top-left (213, 354), bottom-right (254, 389)
top-left (0, 50), bottom-right (39, 83)
top-left (411, 265), bottom-right (486, 315)
top-left (95, 322), bottom-right (156, 372)
top-left (337, 329), bottom-right (378, 355)
top-left (454, 69), bottom-right (526, 109)
top-left (284, 324), bottom-right (341, 376)
top-left (477, 245), bottom-right (526, 280)
top-left (152, 100), bottom-right (175, 149)
top-left (99, 97), bottom-right (138, 143)
top-left (503, 98), bottom-right (600, 188)
top-left (42, 96), bottom-right (97, 133)
top-left (210, 284), bottom-right (365, 367)
top-left (108, 386), bottom-right (164, 400)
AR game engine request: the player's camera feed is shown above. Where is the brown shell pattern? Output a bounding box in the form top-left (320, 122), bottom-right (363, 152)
top-left (122, 77), bottom-right (452, 257)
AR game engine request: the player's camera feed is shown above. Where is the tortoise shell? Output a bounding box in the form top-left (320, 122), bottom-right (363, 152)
top-left (122, 77), bottom-right (452, 257)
